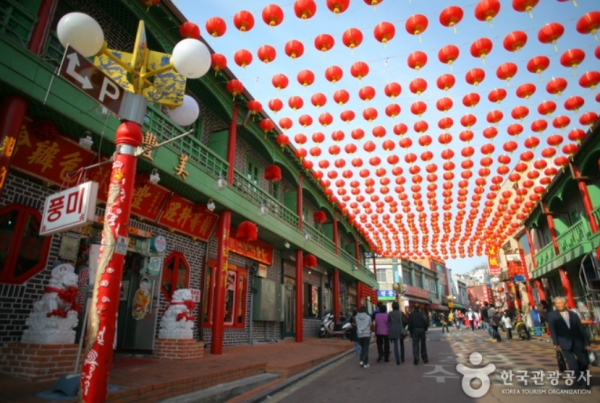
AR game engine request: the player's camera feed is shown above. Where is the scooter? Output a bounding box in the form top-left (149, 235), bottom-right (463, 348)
top-left (318, 312), bottom-right (352, 338)
top-left (514, 316), bottom-right (531, 340)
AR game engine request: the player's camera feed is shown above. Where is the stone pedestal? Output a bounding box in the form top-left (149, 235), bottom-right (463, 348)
top-left (154, 339), bottom-right (204, 360)
top-left (21, 311), bottom-right (78, 344)
top-left (0, 342), bottom-right (79, 382)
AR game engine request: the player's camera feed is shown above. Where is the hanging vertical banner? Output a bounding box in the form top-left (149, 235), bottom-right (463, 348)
top-left (506, 253), bottom-right (525, 277)
top-left (487, 244), bottom-right (501, 276)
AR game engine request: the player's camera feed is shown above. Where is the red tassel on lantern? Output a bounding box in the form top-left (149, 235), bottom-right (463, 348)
top-left (236, 221), bottom-right (258, 242)
top-left (264, 165), bottom-right (282, 182)
top-left (314, 211), bottom-right (327, 224)
top-left (304, 254), bottom-right (317, 268)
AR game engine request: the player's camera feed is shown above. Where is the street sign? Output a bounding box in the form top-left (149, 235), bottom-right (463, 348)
top-left (513, 275), bottom-right (526, 283)
top-left (40, 181), bottom-right (99, 236)
top-left (58, 45), bottom-right (124, 116)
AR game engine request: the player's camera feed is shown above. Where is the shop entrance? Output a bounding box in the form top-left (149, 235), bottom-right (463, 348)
top-left (282, 278), bottom-right (295, 338)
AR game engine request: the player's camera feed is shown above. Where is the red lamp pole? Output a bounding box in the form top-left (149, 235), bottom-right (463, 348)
top-left (211, 210), bottom-right (231, 355)
top-left (80, 121), bottom-right (143, 402)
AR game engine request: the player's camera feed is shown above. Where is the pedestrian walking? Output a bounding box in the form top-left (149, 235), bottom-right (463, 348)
top-left (448, 310), bottom-right (454, 328)
top-left (467, 308), bottom-right (475, 331)
top-left (408, 304), bottom-right (429, 365)
top-left (355, 306), bottom-right (373, 368)
top-left (501, 311), bottom-right (513, 341)
top-left (371, 301), bottom-right (383, 321)
top-left (350, 309), bottom-right (361, 356)
top-left (547, 296), bottom-right (591, 388)
top-left (489, 307), bottom-right (502, 342)
top-left (480, 301), bottom-right (492, 338)
top-left (374, 304), bottom-right (390, 362)
top-left (440, 312), bottom-right (449, 333)
top-left (456, 310), bottom-right (465, 330)
top-left (388, 302), bottom-right (406, 365)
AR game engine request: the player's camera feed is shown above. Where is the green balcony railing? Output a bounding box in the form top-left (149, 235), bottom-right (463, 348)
top-left (231, 170), bottom-right (299, 229)
top-left (143, 105), bottom-right (229, 179)
top-left (533, 242), bottom-right (556, 268)
top-left (339, 247), bottom-right (358, 267)
top-left (0, 0), bottom-right (36, 48)
top-left (592, 206), bottom-right (600, 232)
top-left (360, 263), bottom-right (376, 280)
top-left (42, 30), bottom-right (64, 68)
top-left (556, 219), bottom-right (590, 254)
top-left (303, 222), bottom-right (336, 254)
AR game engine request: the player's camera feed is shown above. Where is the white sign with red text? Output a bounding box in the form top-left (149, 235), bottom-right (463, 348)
top-left (40, 181), bottom-right (99, 236)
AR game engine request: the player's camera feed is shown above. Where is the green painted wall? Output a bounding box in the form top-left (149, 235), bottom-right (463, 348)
top-left (553, 215), bottom-right (570, 236)
top-left (322, 223), bottom-right (334, 241)
top-left (588, 184), bottom-right (600, 208)
top-left (284, 191), bottom-right (297, 212)
top-left (207, 129), bottom-right (229, 161)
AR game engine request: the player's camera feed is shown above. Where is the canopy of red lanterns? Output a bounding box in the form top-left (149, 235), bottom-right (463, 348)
top-left (178, 0), bottom-right (600, 263)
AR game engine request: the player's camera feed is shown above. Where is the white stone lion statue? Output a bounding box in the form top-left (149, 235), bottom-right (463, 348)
top-left (158, 289), bottom-right (195, 339)
top-left (22, 263), bottom-right (80, 344)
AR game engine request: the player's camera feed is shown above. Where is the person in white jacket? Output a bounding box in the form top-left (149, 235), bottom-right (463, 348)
top-left (501, 311), bottom-right (513, 341)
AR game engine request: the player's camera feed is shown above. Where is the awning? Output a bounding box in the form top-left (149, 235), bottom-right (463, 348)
top-left (404, 296), bottom-right (430, 305)
top-left (430, 303), bottom-right (449, 311)
top-left (530, 242), bottom-right (592, 279)
top-left (449, 303), bottom-right (466, 310)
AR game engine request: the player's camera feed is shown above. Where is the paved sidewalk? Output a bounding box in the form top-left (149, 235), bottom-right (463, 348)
top-left (1, 338), bottom-right (354, 403)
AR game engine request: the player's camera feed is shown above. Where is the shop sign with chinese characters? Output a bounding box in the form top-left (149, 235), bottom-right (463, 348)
top-left (40, 181), bottom-right (99, 235)
top-left (404, 285), bottom-right (429, 299)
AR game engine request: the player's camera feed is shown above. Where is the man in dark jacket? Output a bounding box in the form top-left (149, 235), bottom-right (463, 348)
top-left (408, 304), bottom-right (429, 365)
top-left (547, 296), bottom-right (591, 388)
top-left (480, 301), bottom-right (492, 339)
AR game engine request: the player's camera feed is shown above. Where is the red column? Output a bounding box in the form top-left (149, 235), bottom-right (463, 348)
top-left (80, 122), bottom-right (142, 402)
top-left (333, 269), bottom-right (340, 320)
top-left (572, 163), bottom-right (599, 233)
top-left (227, 105), bottom-right (238, 185)
top-left (558, 267), bottom-right (576, 309)
top-left (355, 238), bottom-right (360, 263)
top-left (525, 227), bottom-right (537, 269)
top-left (211, 210), bottom-right (231, 354)
top-left (297, 174), bottom-right (303, 230)
top-left (29, 0), bottom-right (58, 56)
top-left (295, 249), bottom-right (303, 342)
top-left (0, 95), bottom-right (28, 198)
top-left (542, 203), bottom-right (560, 255)
top-left (534, 279), bottom-right (547, 302)
top-left (333, 212), bottom-right (339, 254)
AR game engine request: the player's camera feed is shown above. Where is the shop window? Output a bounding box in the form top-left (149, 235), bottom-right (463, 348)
top-left (304, 284), bottom-right (320, 318)
top-left (246, 158), bottom-right (260, 186)
top-left (270, 181), bottom-right (280, 200)
top-left (0, 204), bottom-right (51, 284)
top-left (203, 260), bottom-right (247, 328)
top-left (161, 251), bottom-right (190, 300)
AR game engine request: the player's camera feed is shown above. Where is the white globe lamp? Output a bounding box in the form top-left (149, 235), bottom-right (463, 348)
top-left (57, 12), bottom-right (104, 57)
top-left (167, 95), bottom-right (199, 127)
top-left (172, 39), bottom-right (211, 79)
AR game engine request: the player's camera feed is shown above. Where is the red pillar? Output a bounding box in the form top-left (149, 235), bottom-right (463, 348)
top-left (558, 267), bottom-right (576, 309)
top-left (227, 105), bottom-right (238, 185)
top-left (211, 210), bottom-right (231, 354)
top-left (297, 174), bottom-right (303, 230)
top-left (525, 227), bottom-right (537, 269)
top-left (333, 269), bottom-right (340, 320)
top-left (534, 279), bottom-right (547, 302)
top-left (542, 203), bottom-right (560, 255)
top-left (0, 95), bottom-right (28, 198)
top-left (80, 122), bottom-right (142, 401)
top-left (333, 212), bottom-right (339, 254)
top-left (572, 163), bottom-right (599, 233)
top-left (355, 238), bottom-right (360, 263)
top-left (29, 0), bottom-right (58, 56)
top-left (295, 249), bottom-right (303, 342)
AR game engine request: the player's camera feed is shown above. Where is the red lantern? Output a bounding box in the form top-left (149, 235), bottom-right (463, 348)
top-left (414, 120), bottom-right (429, 134)
top-left (374, 22), bottom-right (396, 44)
top-left (233, 10), bottom-right (255, 32)
top-left (407, 51), bottom-right (428, 71)
top-left (463, 93), bottom-right (480, 108)
top-left (279, 117), bottom-right (293, 131)
top-left (234, 49), bottom-right (253, 68)
top-left (340, 110), bottom-right (355, 123)
top-left (496, 62), bottom-right (518, 86)
top-left (552, 115), bottom-right (571, 130)
top-left (487, 110), bottom-right (503, 125)
top-left (502, 31), bottom-right (527, 54)
top-left (257, 45), bottom-right (276, 64)
top-left (483, 126), bottom-right (499, 140)
top-left (436, 98), bottom-right (453, 113)
top-left (546, 77), bottom-right (568, 95)
top-left (465, 68), bottom-right (485, 86)
top-left (438, 117), bottom-right (454, 130)
top-left (262, 4), bottom-right (284, 27)
top-left (363, 107), bottom-right (378, 122)
top-left (342, 28), bottom-right (364, 50)
top-left (313, 132), bottom-right (325, 143)
top-left (393, 123), bottom-right (408, 136)
top-left (437, 74), bottom-right (455, 91)
top-left (327, 0), bottom-right (350, 15)
top-left (325, 65), bottom-right (343, 83)
top-left (474, 0), bottom-right (501, 25)
top-left (265, 165), bottom-right (282, 182)
top-left (297, 70), bottom-right (315, 87)
top-left (409, 78), bottom-right (428, 95)
top-left (579, 112), bottom-right (599, 128)
top-left (460, 114), bottom-right (477, 128)
top-left (385, 104), bottom-right (401, 118)
top-left (538, 100), bottom-right (557, 116)
top-left (439, 6), bottom-right (464, 33)
top-left (285, 40), bottom-right (305, 59)
top-left (538, 22), bottom-right (564, 51)
top-left (247, 100), bottom-right (262, 116)
top-left (410, 101), bottom-right (427, 117)
top-left (211, 53), bottom-right (227, 73)
top-left (236, 222), bottom-right (258, 242)
top-left (564, 96), bottom-right (584, 113)
top-left (271, 73), bottom-right (289, 90)
top-left (576, 11), bottom-right (600, 40)
top-left (359, 86), bottom-right (376, 102)
top-left (294, 0), bottom-right (317, 20)
top-left (311, 93), bottom-right (326, 108)
top-left (438, 45), bottom-right (460, 69)
top-left (268, 98), bottom-right (283, 113)
top-left (333, 89), bottom-right (350, 105)
top-left (299, 115), bottom-right (312, 127)
top-left (512, 0), bottom-right (539, 18)
top-left (179, 22), bottom-right (200, 39)
top-left (226, 79), bottom-right (244, 97)
top-left (527, 55), bottom-right (550, 80)
top-left (511, 106), bottom-right (529, 121)
top-left (260, 119), bottom-right (274, 134)
top-left (314, 211), bottom-right (327, 224)
top-left (319, 112), bottom-right (333, 126)
top-left (315, 34), bottom-right (335, 53)
top-left (530, 120), bottom-right (547, 134)
top-left (470, 38), bottom-right (493, 62)
top-left (351, 62), bottom-right (370, 80)
top-left (579, 71), bottom-right (600, 92)
top-left (560, 49), bottom-right (585, 74)
top-left (384, 82), bottom-right (402, 98)
top-left (488, 88), bottom-right (507, 104)
top-left (288, 96), bottom-right (304, 111)
top-left (406, 14), bottom-right (428, 41)
top-left (568, 129), bottom-right (586, 144)
top-left (206, 17), bottom-right (227, 38)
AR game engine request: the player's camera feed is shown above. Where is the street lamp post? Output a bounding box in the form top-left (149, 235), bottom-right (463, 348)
top-left (57, 12), bottom-right (210, 402)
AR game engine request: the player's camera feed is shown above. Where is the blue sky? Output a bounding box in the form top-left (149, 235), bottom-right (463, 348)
top-left (175, 0), bottom-right (599, 274)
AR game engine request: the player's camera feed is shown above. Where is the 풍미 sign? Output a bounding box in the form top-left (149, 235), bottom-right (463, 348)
top-left (40, 181), bottom-right (99, 236)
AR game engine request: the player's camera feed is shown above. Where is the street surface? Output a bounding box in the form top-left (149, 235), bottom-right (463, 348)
top-left (267, 327), bottom-right (598, 403)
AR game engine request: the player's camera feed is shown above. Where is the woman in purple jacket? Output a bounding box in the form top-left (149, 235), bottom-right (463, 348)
top-left (374, 304), bottom-right (390, 362)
